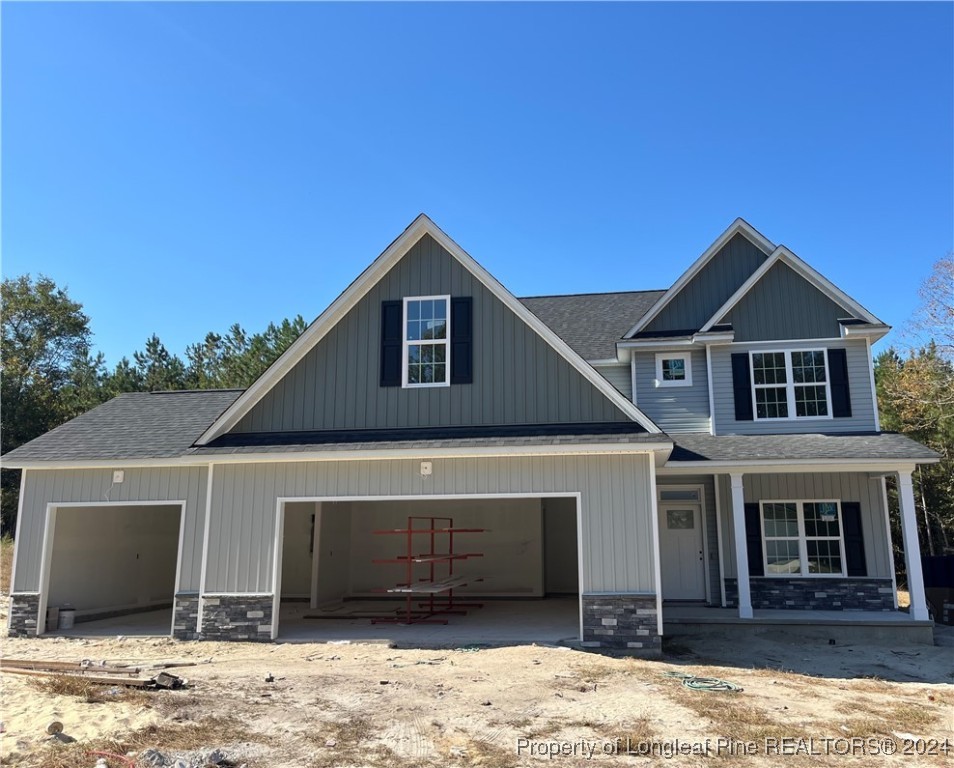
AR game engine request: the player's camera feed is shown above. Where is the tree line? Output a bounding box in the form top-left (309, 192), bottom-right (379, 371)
top-left (2, 258), bottom-right (953, 574)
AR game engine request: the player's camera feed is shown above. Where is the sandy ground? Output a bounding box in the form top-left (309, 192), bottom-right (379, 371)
top-left (1, 626), bottom-right (952, 768)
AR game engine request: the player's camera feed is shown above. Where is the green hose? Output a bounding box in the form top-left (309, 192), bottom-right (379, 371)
top-left (663, 670), bottom-right (743, 692)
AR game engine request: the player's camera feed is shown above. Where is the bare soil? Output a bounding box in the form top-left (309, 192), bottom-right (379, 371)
top-left (1, 629), bottom-right (952, 768)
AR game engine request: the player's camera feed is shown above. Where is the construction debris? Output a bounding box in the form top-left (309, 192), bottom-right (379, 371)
top-left (0, 658), bottom-right (188, 690)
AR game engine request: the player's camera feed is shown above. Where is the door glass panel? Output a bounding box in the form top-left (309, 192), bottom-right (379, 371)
top-left (666, 509), bottom-right (694, 529)
top-left (660, 489), bottom-right (701, 502)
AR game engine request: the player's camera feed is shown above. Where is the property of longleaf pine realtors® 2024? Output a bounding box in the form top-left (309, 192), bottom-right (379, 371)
top-left (513, 737), bottom-right (951, 759)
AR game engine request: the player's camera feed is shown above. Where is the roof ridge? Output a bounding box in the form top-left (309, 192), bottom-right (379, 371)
top-left (148, 388), bottom-right (247, 395)
top-left (519, 289), bottom-right (666, 300)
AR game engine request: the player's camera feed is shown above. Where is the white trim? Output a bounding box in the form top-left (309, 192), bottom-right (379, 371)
top-left (749, 348), bottom-right (833, 422)
top-left (661, 460), bottom-right (929, 474)
top-left (7, 470), bottom-right (27, 606)
top-left (625, 218), bottom-right (776, 338)
top-left (758, 499), bottom-right (847, 578)
top-left (654, 352), bottom-right (692, 388)
top-left (713, 475), bottom-right (727, 606)
top-left (197, 463), bottom-right (214, 633)
top-left (617, 339), bottom-right (697, 350)
top-left (4, 441), bottom-right (674, 470)
top-left (896, 470), bottom-right (929, 620)
top-left (705, 344), bottom-right (716, 435)
top-left (630, 356), bottom-right (638, 406)
top-left (270, 491), bottom-right (586, 642)
top-left (866, 337), bottom-right (881, 431)
top-left (841, 323), bottom-right (891, 340)
top-left (648, 467), bottom-right (663, 637)
top-left (196, 214), bottom-right (660, 442)
top-left (401, 295), bottom-right (451, 389)
top-left (699, 245), bottom-right (882, 333)
top-left (880, 476), bottom-right (898, 610)
top-left (37, 500), bottom-right (186, 637)
top-left (589, 358), bottom-right (624, 367)
top-left (574, 493), bottom-right (585, 643)
top-left (729, 473), bottom-right (753, 619)
top-left (657, 483), bottom-right (709, 604)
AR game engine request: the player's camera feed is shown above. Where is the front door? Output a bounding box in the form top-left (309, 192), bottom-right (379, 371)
top-left (658, 504), bottom-right (706, 601)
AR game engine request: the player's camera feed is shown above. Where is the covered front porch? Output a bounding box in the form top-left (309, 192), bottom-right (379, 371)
top-left (657, 432), bottom-right (940, 640)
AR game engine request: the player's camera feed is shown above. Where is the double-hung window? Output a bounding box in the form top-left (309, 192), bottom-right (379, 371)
top-left (751, 349), bottom-right (832, 419)
top-left (761, 500), bottom-right (845, 576)
top-left (403, 296), bottom-right (450, 387)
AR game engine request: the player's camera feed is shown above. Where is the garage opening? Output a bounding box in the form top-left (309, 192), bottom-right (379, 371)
top-left (43, 503), bottom-right (183, 637)
top-left (276, 496), bottom-right (580, 645)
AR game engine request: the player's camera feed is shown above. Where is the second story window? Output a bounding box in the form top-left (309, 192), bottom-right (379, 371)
top-left (403, 296), bottom-right (450, 387)
top-left (751, 349), bottom-right (831, 419)
top-left (655, 352), bottom-right (692, 387)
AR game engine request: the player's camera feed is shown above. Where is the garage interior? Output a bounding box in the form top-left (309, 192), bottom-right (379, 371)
top-left (278, 496), bottom-right (581, 644)
top-left (44, 504), bottom-right (182, 636)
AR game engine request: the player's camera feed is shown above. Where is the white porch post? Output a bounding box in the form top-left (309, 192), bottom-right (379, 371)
top-left (897, 470), bottom-right (930, 621)
top-left (730, 473), bottom-right (753, 619)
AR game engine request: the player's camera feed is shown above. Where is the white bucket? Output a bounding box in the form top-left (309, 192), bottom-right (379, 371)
top-left (58, 607), bottom-right (76, 630)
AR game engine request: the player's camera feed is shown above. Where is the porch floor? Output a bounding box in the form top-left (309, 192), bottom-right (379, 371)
top-left (278, 597), bottom-right (580, 646)
top-left (44, 608), bottom-right (173, 638)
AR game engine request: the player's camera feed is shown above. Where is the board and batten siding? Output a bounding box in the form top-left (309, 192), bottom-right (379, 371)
top-left (717, 472), bottom-right (891, 579)
top-left (204, 454), bottom-right (657, 595)
top-left (633, 349), bottom-right (710, 433)
top-left (656, 474), bottom-right (720, 603)
top-left (233, 234), bottom-right (628, 433)
top-left (720, 261), bottom-right (854, 342)
top-left (644, 233), bottom-right (769, 334)
top-left (14, 467), bottom-right (209, 593)
top-left (593, 364), bottom-right (632, 400)
top-left (711, 339), bottom-right (877, 435)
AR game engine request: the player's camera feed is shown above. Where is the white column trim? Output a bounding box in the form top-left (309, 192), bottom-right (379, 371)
top-left (897, 470), bottom-right (929, 621)
top-left (713, 474), bottom-right (727, 607)
top-left (196, 463), bottom-right (215, 633)
top-left (730, 472), bottom-right (753, 619)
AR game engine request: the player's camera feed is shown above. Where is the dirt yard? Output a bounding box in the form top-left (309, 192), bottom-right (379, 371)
top-left (1, 626), bottom-right (952, 768)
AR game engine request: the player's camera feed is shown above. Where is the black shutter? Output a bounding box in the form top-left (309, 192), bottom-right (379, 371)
top-left (841, 502), bottom-right (867, 576)
top-left (450, 297), bottom-right (473, 385)
top-left (828, 348), bottom-right (852, 418)
top-left (380, 300), bottom-right (402, 387)
top-left (744, 503), bottom-right (764, 577)
top-left (732, 353), bottom-right (754, 421)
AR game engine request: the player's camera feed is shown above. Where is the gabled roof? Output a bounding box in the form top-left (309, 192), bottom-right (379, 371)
top-left (699, 245), bottom-right (884, 332)
top-left (519, 290), bottom-right (665, 361)
top-left (196, 214), bottom-right (662, 443)
top-left (623, 218), bottom-right (776, 338)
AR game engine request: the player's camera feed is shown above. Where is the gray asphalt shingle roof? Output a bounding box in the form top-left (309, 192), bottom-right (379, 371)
top-left (1, 390), bottom-right (242, 462)
top-left (519, 290), bottom-right (665, 360)
top-left (668, 432), bottom-right (940, 463)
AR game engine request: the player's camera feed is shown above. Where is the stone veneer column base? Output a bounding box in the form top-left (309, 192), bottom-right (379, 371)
top-left (581, 594), bottom-right (661, 656)
top-left (724, 578), bottom-right (895, 611)
top-left (8, 593), bottom-right (41, 637)
top-left (172, 593), bottom-right (200, 640)
top-left (199, 595), bottom-right (273, 641)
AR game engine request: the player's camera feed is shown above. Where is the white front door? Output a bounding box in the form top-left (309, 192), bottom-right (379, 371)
top-left (658, 504), bottom-right (706, 601)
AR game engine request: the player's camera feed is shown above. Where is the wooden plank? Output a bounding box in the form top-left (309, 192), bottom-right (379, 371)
top-left (0, 668), bottom-right (153, 687)
top-left (0, 659), bottom-right (140, 675)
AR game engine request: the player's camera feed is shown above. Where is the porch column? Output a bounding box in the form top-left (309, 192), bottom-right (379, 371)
top-left (730, 473), bottom-right (753, 619)
top-left (897, 470), bottom-right (930, 621)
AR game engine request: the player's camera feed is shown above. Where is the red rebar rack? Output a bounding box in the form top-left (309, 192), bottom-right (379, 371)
top-left (371, 516), bottom-right (486, 625)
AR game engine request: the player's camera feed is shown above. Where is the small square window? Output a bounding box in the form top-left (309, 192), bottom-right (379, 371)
top-left (655, 352), bottom-right (692, 387)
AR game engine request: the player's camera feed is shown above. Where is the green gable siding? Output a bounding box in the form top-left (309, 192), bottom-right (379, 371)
top-left (644, 233), bottom-right (769, 334)
top-left (232, 234), bottom-right (629, 433)
top-left (722, 261), bottom-right (852, 342)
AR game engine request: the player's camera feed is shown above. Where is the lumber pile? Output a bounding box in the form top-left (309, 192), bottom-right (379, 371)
top-left (0, 658), bottom-right (189, 689)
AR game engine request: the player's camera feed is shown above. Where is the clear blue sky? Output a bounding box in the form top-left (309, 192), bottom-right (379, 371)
top-left (3, 2), bottom-right (952, 365)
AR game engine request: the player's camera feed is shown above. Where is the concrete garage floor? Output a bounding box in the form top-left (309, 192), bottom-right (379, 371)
top-left (47, 607), bottom-right (173, 638)
top-left (278, 597), bottom-right (581, 646)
